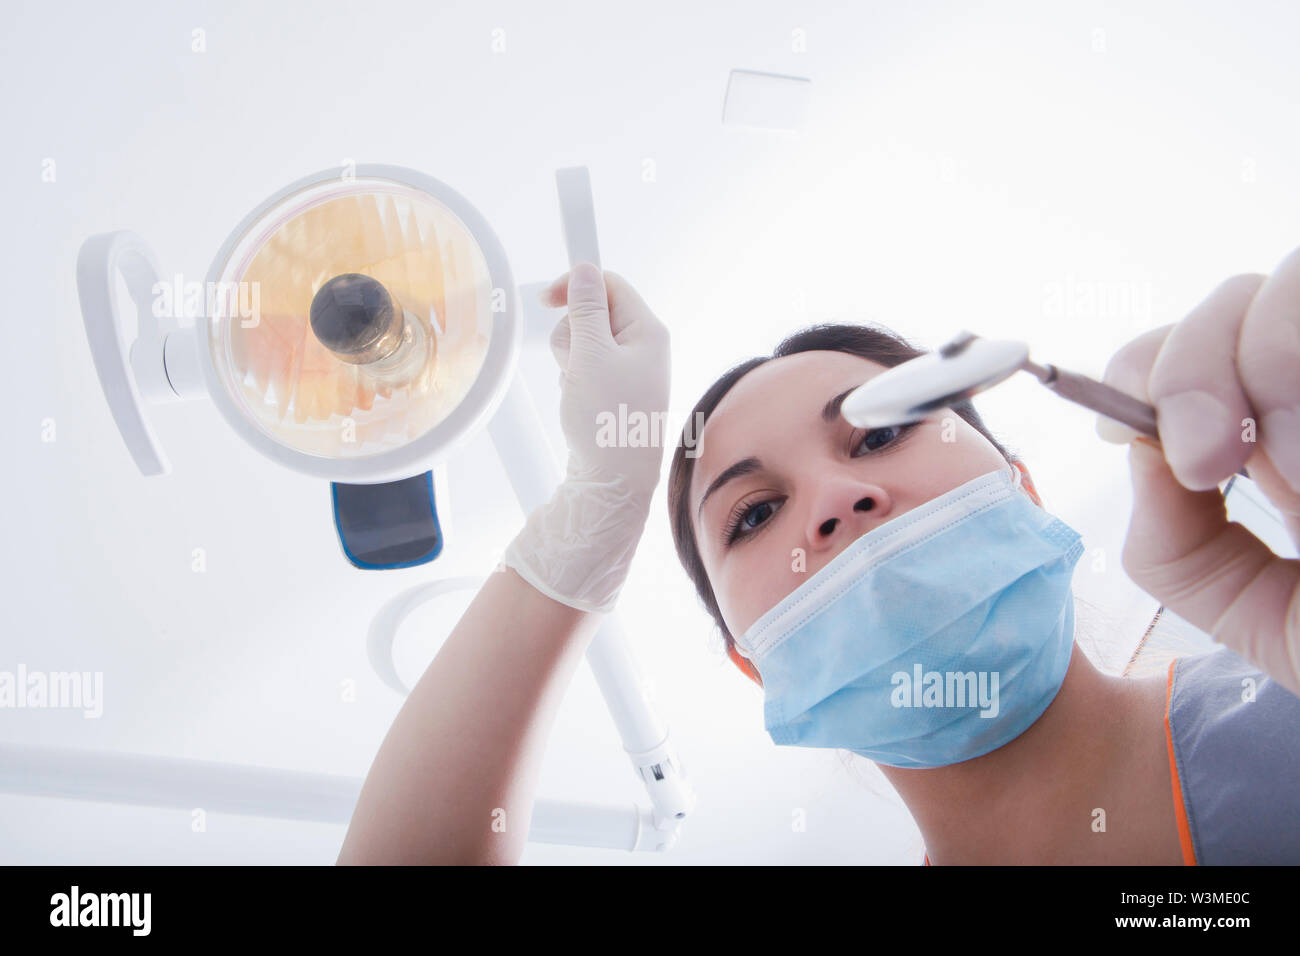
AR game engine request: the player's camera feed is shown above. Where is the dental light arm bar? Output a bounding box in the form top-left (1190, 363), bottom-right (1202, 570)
top-left (0, 744), bottom-right (679, 853)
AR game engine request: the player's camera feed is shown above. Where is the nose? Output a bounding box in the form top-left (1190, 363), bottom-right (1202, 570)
top-left (804, 475), bottom-right (893, 554)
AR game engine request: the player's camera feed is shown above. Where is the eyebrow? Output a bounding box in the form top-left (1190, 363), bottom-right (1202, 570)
top-left (821, 386), bottom-right (856, 424)
top-left (696, 387), bottom-right (858, 521)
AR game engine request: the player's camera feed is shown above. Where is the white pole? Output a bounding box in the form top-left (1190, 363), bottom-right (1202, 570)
top-left (0, 744), bottom-right (671, 852)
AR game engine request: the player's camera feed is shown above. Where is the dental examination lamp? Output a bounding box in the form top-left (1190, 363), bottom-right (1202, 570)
top-left (842, 331), bottom-right (1251, 479)
top-left (44, 165), bottom-right (695, 853)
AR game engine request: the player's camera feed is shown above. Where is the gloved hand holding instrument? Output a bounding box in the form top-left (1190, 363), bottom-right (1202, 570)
top-left (843, 247), bottom-right (1300, 696)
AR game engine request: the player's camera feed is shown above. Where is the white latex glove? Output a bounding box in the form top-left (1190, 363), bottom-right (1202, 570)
top-left (1099, 251), bottom-right (1300, 697)
top-left (501, 262), bottom-right (671, 614)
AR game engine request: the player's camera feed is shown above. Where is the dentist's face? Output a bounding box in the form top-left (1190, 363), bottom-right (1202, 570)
top-left (690, 350), bottom-right (1013, 645)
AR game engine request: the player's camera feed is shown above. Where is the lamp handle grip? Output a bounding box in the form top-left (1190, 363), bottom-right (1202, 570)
top-left (555, 166), bottom-right (602, 270)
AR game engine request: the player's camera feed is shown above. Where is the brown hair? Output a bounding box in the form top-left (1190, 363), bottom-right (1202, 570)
top-left (666, 323), bottom-right (1033, 685)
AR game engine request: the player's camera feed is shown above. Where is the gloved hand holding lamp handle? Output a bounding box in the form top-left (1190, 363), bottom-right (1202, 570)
top-left (499, 168), bottom-right (674, 616)
top-left (339, 170), bottom-right (682, 864)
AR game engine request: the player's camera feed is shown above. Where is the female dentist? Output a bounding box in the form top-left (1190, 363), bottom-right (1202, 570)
top-left (338, 252), bottom-right (1300, 865)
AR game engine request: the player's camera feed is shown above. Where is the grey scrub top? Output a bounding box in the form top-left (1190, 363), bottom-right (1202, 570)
top-left (921, 645), bottom-right (1300, 865)
top-left (1166, 645), bottom-right (1300, 865)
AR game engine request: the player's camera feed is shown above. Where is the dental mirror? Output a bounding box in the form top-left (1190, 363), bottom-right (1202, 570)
top-left (842, 331), bottom-right (1250, 479)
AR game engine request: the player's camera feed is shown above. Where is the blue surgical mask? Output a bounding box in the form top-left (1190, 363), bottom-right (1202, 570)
top-left (734, 464), bottom-right (1085, 769)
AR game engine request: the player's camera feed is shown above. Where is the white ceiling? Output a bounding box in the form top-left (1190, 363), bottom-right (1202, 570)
top-left (3, 0), bottom-right (1298, 863)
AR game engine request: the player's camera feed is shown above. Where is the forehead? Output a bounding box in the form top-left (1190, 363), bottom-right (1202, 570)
top-left (691, 350), bottom-right (888, 502)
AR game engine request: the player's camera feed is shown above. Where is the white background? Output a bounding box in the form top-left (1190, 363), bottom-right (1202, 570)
top-left (2, 0), bottom-right (1298, 864)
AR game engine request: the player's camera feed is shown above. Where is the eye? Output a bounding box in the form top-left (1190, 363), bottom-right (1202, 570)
top-left (723, 497), bottom-right (783, 546)
top-left (853, 422), bottom-right (916, 456)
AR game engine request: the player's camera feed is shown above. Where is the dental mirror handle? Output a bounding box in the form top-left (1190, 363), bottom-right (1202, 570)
top-left (1023, 360), bottom-right (1250, 479)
